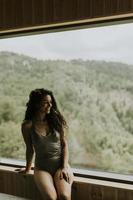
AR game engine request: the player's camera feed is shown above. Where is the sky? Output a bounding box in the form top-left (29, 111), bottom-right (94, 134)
top-left (0, 22), bottom-right (133, 65)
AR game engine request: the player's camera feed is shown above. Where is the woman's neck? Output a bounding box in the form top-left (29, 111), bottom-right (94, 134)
top-left (34, 113), bottom-right (46, 122)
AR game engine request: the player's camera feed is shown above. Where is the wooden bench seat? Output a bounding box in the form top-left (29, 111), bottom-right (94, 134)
top-left (0, 165), bottom-right (132, 200)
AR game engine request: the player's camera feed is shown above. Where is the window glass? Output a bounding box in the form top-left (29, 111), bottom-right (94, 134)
top-left (0, 23), bottom-right (133, 175)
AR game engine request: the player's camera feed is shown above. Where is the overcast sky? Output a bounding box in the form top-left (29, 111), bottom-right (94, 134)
top-left (0, 22), bottom-right (133, 65)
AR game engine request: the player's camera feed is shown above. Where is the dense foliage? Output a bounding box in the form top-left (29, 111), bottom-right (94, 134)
top-left (0, 51), bottom-right (133, 174)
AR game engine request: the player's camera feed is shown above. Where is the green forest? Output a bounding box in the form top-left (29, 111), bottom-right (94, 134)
top-left (0, 51), bottom-right (133, 175)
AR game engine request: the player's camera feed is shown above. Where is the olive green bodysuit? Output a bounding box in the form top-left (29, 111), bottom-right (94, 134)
top-left (31, 125), bottom-right (62, 176)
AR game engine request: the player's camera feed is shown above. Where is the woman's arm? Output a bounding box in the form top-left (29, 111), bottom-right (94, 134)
top-left (61, 136), bottom-right (69, 169)
top-left (21, 121), bottom-right (34, 173)
top-left (60, 132), bottom-right (72, 183)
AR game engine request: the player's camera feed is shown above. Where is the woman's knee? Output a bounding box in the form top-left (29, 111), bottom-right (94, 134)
top-left (45, 193), bottom-right (57, 200)
top-left (58, 193), bottom-right (70, 200)
top-left (46, 197), bottom-right (57, 200)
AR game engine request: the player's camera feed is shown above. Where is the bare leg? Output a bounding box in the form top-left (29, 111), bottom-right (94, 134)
top-left (34, 168), bottom-right (57, 200)
top-left (54, 167), bottom-right (74, 200)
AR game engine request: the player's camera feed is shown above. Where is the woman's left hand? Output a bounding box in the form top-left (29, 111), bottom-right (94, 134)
top-left (60, 167), bottom-right (71, 183)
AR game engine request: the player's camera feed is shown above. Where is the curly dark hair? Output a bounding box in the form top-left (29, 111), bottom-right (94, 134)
top-left (24, 88), bottom-right (68, 138)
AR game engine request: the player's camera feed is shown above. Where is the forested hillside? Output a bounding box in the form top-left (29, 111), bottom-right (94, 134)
top-left (0, 51), bottom-right (133, 174)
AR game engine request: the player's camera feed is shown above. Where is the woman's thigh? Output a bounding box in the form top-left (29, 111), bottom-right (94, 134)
top-left (53, 166), bottom-right (74, 200)
top-left (34, 168), bottom-right (57, 200)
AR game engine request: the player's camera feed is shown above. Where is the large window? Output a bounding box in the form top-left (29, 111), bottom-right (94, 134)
top-left (0, 22), bottom-right (133, 175)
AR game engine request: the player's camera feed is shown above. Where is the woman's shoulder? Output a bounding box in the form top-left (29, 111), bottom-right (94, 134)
top-left (21, 120), bottom-right (32, 132)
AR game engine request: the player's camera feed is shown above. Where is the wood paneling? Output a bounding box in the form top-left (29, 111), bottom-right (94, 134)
top-left (53, 0), bottom-right (77, 22)
top-left (0, 168), bottom-right (43, 200)
top-left (0, 166), bottom-right (133, 200)
top-left (43, 0), bottom-right (54, 23)
top-left (0, 0), bottom-right (133, 34)
top-left (0, 0), bottom-right (4, 28)
top-left (21, 0), bottom-right (35, 27)
top-left (77, 0), bottom-right (92, 19)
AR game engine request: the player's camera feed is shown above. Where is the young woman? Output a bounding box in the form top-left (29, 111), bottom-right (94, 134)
top-left (19, 88), bottom-right (74, 200)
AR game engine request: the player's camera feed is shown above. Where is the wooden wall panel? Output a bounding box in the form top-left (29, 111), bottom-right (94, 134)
top-left (0, 166), bottom-right (133, 200)
top-left (2, 0), bottom-right (14, 28)
top-left (117, 0), bottom-right (132, 13)
top-left (0, 0), bottom-right (23, 28)
top-left (53, 0), bottom-right (77, 22)
top-left (14, 0), bottom-right (24, 28)
top-left (102, 186), bottom-right (117, 200)
top-left (77, 0), bottom-right (92, 19)
top-left (22, 0), bottom-right (55, 27)
top-left (32, 0), bottom-right (54, 25)
top-left (0, 0), bottom-right (4, 28)
top-left (0, 0), bottom-right (133, 34)
top-left (0, 169), bottom-right (43, 200)
top-left (42, 0), bottom-right (54, 23)
top-left (104, 0), bottom-right (116, 16)
top-left (21, 0), bottom-right (34, 27)
top-left (91, 0), bottom-right (105, 18)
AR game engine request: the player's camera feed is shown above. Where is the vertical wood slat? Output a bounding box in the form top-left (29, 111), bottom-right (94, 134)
top-left (90, 184), bottom-right (103, 200)
top-left (0, 172), bottom-right (4, 192)
top-left (0, 0), bottom-right (4, 28)
top-left (91, 0), bottom-right (105, 18)
top-left (117, 188), bottom-right (133, 200)
top-left (32, 0), bottom-right (44, 25)
top-left (1, 0), bottom-right (23, 29)
top-left (15, 173), bottom-right (26, 197)
top-left (14, 0), bottom-right (24, 28)
top-left (2, 0), bottom-right (14, 28)
top-left (104, 0), bottom-right (115, 16)
top-left (22, 0), bottom-right (34, 27)
top-left (73, 182), bottom-right (91, 200)
top-left (117, 0), bottom-right (133, 14)
top-left (22, 0), bottom-right (54, 26)
top-left (77, 0), bottom-right (92, 20)
top-left (53, 0), bottom-right (77, 22)
top-left (42, 0), bottom-right (54, 24)
top-left (102, 186), bottom-right (117, 200)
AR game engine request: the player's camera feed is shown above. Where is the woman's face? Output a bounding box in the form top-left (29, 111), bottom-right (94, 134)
top-left (38, 94), bottom-right (52, 114)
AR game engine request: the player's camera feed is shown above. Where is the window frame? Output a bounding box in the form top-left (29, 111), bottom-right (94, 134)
top-left (0, 157), bottom-right (132, 185)
top-left (0, 13), bottom-right (133, 38)
top-left (0, 13), bottom-right (133, 185)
